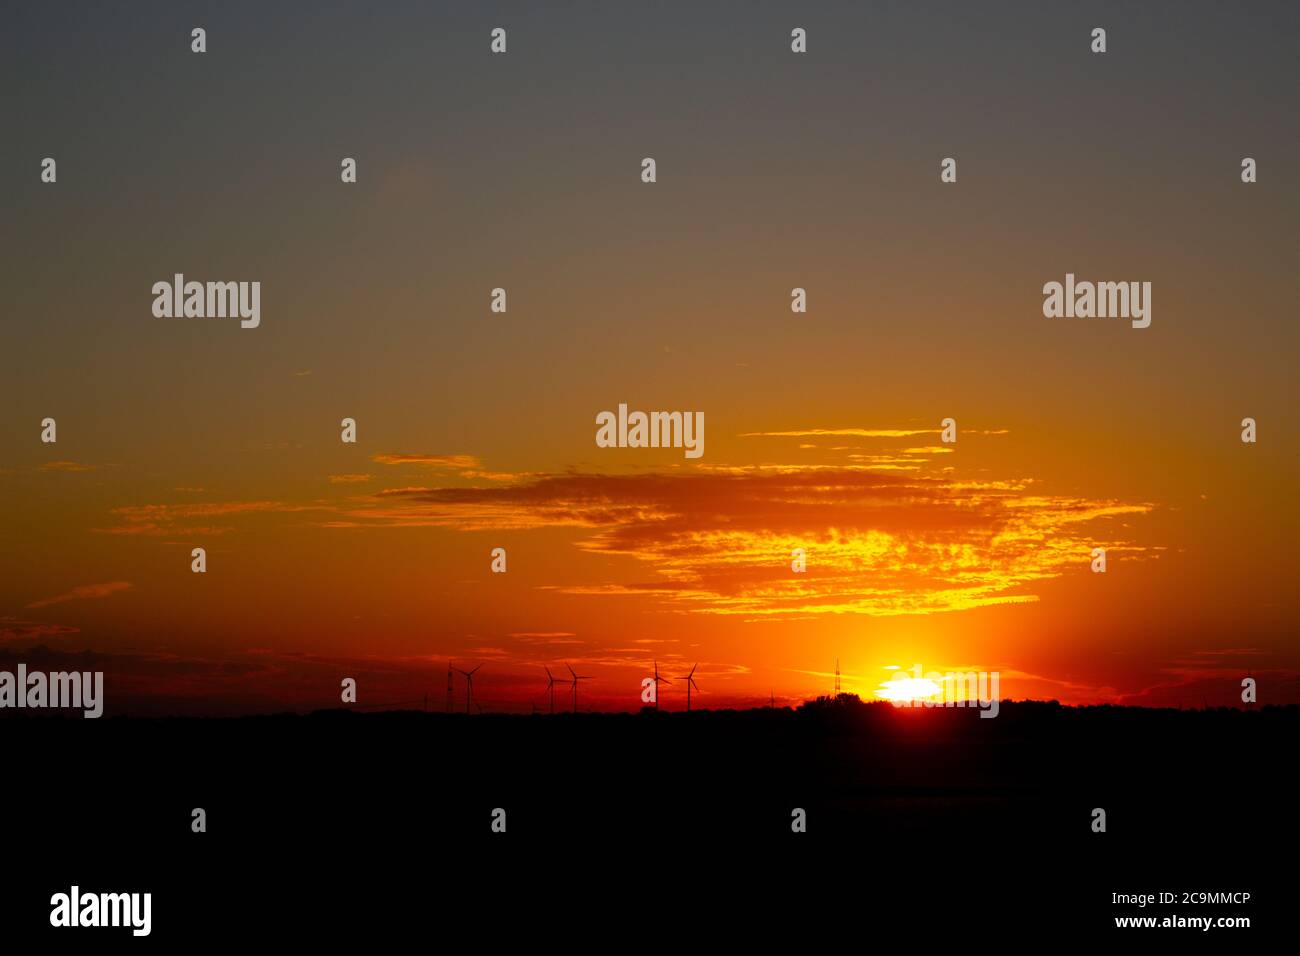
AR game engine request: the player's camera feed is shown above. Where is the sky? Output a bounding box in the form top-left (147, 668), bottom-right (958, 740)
top-left (2, 1), bottom-right (1298, 715)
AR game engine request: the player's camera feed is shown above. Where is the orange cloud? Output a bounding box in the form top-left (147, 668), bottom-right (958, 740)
top-left (26, 581), bottom-right (133, 609)
top-left (0, 618), bottom-right (82, 642)
top-left (742, 428), bottom-right (935, 438)
top-left (371, 454), bottom-right (482, 469)
top-left (40, 460), bottom-right (101, 472)
top-left (341, 467), bottom-right (1157, 618)
top-left (741, 428), bottom-right (1010, 438)
top-left (95, 501), bottom-right (331, 536)
top-left (369, 454), bottom-right (526, 483)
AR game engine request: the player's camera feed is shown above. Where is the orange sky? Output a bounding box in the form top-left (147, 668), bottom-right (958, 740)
top-left (3, 412), bottom-right (1296, 714)
top-left (3, 3), bottom-right (1297, 715)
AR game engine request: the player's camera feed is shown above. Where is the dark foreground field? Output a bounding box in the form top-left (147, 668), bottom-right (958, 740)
top-left (2, 699), bottom-right (1291, 942)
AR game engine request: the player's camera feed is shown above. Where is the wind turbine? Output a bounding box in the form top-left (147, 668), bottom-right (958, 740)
top-left (543, 666), bottom-right (558, 715)
top-left (452, 663), bottom-right (482, 714)
top-left (650, 660), bottom-right (672, 710)
top-left (678, 663), bottom-right (699, 712)
top-left (564, 663), bottom-right (592, 713)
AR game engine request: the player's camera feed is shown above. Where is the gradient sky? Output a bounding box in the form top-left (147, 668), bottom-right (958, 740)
top-left (3, 1), bottom-right (1298, 714)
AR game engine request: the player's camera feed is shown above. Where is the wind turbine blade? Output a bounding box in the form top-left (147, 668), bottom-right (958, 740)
top-left (566, 663), bottom-right (577, 678)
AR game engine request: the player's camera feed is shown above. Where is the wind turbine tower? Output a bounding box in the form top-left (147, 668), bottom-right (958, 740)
top-left (679, 663), bottom-right (700, 712)
top-left (565, 663), bottom-right (592, 713)
top-left (453, 664), bottom-right (482, 714)
top-left (544, 666), bottom-right (557, 715)
top-left (651, 660), bottom-right (672, 710)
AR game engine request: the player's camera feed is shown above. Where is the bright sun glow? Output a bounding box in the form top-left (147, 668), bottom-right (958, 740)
top-left (875, 677), bottom-right (943, 702)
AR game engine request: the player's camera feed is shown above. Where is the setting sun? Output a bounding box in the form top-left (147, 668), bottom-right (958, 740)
top-left (876, 675), bottom-right (944, 703)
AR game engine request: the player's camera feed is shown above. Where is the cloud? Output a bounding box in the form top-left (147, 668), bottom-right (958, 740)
top-left (39, 460), bottom-right (100, 472)
top-left (94, 500), bottom-right (331, 536)
top-left (25, 581), bottom-right (133, 610)
top-left (328, 474), bottom-right (373, 484)
top-left (459, 469), bottom-right (529, 482)
top-left (370, 454), bottom-right (526, 483)
top-left (0, 645), bottom-right (453, 716)
top-left (742, 428), bottom-right (937, 438)
top-left (338, 466), bottom-right (1157, 618)
top-left (371, 454), bottom-right (483, 469)
top-left (0, 619), bottom-right (81, 642)
top-left (1114, 669), bottom-right (1298, 709)
top-left (741, 428), bottom-right (1010, 439)
top-left (508, 632), bottom-right (582, 645)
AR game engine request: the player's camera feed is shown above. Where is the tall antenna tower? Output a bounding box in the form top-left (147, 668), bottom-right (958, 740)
top-left (834, 658), bottom-right (841, 697)
top-left (445, 662), bottom-right (455, 713)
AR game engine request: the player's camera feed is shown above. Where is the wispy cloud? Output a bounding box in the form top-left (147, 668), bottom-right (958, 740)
top-left (338, 465), bottom-right (1157, 618)
top-left (741, 427), bottom-right (1010, 438)
top-left (742, 428), bottom-right (936, 438)
top-left (0, 618), bottom-right (81, 642)
top-left (372, 454), bottom-right (483, 469)
top-left (508, 632), bottom-right (582, 645)
top-left (26, 581), bottom-right (133, 609)
top-left (370, 454), bottom-right (526, 483)
top-left (94, 501), bottom-right (331, 536)
top-left (40, 460), bottom-right (101, 472)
